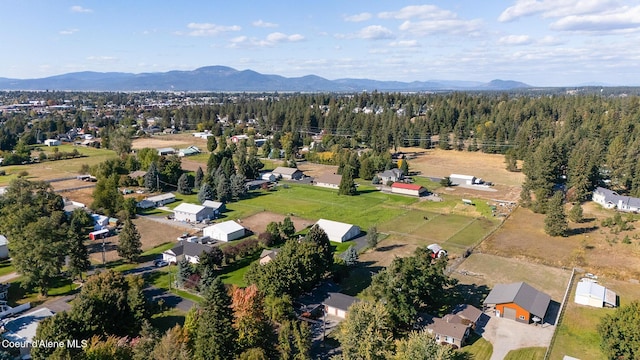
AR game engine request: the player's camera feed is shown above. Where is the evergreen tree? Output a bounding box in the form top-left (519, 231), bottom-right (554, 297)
top-left (198, 183), bottom-right (214, 204)
top-left (207, 136), bottom-right (217, 153)
top-left (194, 277), bottom-right (238, 360)
top-left (176, 258), bottom-right (193, 288)
top-left (338, 165), bottom-right (358, 196)
top-left (217, 174), bottom-right (231, 202)
top-left (194, 166), bottom-right (204, 190)
top-left (67, 216), bottom-right (91, 281)
top-left (399, 158), bottom-right (409, 176)
top-left (117, 218), bottom-right (142, 262)
top-left (230, 173), bottom-right (247, 201)
top-left (177, 173), bottom-right (191, 195)
top-left (569, 202), bottom-right (584, 223)
top-left (144, 162), bottom-right (160, 192)
top-left (341, 245), bottom-right (358, 266)
top-left (544, 191), bottom-right (568, 237)
top-left (367, 226), bottom-right (379, 249)
top-left (277, 320), bottom-right (311, 360)
top-left (305, 225), bottom-right (333, 270)
top-left (281, 216), bottom-right (296, 239)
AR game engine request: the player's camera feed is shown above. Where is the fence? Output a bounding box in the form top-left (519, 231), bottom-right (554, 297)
top-left (544, 267), bottom-right (578, 360)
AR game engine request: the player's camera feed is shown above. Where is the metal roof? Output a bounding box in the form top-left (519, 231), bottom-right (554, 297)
top-left (323, 292), bottom-right (360, 311)
top-left (206, 220), bottom-right (245, 234)
top-left (483, 282), bottom-right (551, 318)
top-left (173, 203), bottom-right (207, 214)
top-left (315, 219), bottom-right (360, 242)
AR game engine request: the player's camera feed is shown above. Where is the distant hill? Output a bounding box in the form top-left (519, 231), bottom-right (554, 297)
top-left (0, 65), bottom-right (531, 92)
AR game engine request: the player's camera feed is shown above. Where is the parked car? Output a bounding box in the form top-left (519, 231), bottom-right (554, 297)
top-left (154, 260), bottom-right (169, 268)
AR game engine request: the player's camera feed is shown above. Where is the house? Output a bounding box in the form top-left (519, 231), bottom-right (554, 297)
top-left (483, 282), bottom-right (551, 324)
top-left (592, 187), bottom-right (640, 212)
top-left (145, 193), bottom-right (176, 207)
top-left (314, 173), bottom-right (342, 189)
top-left (44, 139), bottom-right (61, 146)
top-left (378, 169), bottom-right (404, 184)
top-left (314, 219), bottom-right (361, 243)
top-left (272, 166), bottom-right (304, 180)
top-left (425, 316), bottom-right (471, 349)
top-left (173, 203), bottom-right (214, 223)
top-left (157, 147), bottom-right (176, 156)
top-left (259, 248), bottom-right (280, 265)
top-left (202, 200), bottom-right (225, 216)
top-left (451, 304), bottom-right (484, 329)
top-left (574, 279), bottom-right (617, 308)
top-left (203, 220), bottom-right (246, 242)
top-left (128, 170), bottom-right (147, 179)
top-left (449, 174), bottom-right (477, 186)
top-left (391, 182), bottom-right (428, 197)
top-left (261, 172), bottom-right (277, 182)
top-left (323, 292), bottom-right (360, 319)
top-left (2, 307), bottom-right (54, 357)
top-left (178, 145), bottom-right (201, 157)
top-left (0, 235), bottom-right (8, 259)
top-left (162, 241), bottom-right (216, 264)
top-left (136, 199), bottom-right (155, 209)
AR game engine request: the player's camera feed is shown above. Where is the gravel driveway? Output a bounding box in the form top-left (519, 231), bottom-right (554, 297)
top-left (477, 313), bottom-right (555, 360)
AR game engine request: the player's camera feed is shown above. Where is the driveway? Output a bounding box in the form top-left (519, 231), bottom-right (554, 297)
top-left (477, 312), bottom-right (555, 360)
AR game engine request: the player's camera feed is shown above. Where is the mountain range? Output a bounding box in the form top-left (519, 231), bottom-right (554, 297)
top-left (0, 66), bottom-right (531, 92)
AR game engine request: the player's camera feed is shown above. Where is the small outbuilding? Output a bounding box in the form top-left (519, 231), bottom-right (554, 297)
top-left (261, 172), bottom-right (277, 182)
top-left (449, 174), bottom-right (477, 186)
top-left (323, 292), bottom-right (360, 319)
top-left (272, 166), bottom-right (304, 180)
top-left (202, 200), bottom-right (225, 216)
top-left (145, 193), bottom-right (176, 207)
top-left (391, 182), bottom-right (428, 197)
top-left (173, 203), bottom-right (214, 223)
top-left (314, 219), bottom-right (361, 243)
top-left (259, 249), bottom-right (280, 265)
top-left (574, 280), bottom-right (617, 308)
top-left (157, 147), bottom-right (176, 156)
top-left (203, 220), bottom-right (246, 242)
top-left (483, 282), bottom-right (551, 324)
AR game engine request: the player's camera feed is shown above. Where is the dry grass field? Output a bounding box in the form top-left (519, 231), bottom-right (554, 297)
top-left (131, 133), bottom-right (208, 150)
top-left (236, 211), bottom-right (313, 236)
top-left (480, 205), bottom-right (640, 280)
top-left (87, 217), bottom-right (185, 263)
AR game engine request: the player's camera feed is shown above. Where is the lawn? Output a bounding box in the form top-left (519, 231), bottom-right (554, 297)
top-left (459, 333), bottom-right (493, 360)
top-left (0, 260), bottom-right (15, 277)
top-left (150, 307), bottom-right (187, 334)
top-left (8, 276), bottom-right (80, 306)
top-left (504, 347), bottom-right (546, 360)
top-left (446, 217), bottom-right (499, 248)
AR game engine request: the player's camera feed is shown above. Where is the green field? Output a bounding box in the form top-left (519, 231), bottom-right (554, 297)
top-left (504, 347), bottom-right (546, 360)
top-left (459, 334), bottom-right (493, 360)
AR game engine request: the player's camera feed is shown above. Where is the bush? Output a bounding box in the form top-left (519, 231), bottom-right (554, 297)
top-left (0, 170), bottom-right (5, 176)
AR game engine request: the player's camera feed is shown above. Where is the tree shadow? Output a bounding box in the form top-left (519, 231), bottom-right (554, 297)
top-left (568, 226), bottom-right (599, 236)
top-left (339, 261), bottom-right (384, 296)
top-left (375, 244), bottom-right (405, 252)
top-left (449, 283), bottom-right (491, 310)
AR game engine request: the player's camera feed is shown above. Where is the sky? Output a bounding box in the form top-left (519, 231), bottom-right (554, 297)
top-left (1, 0), bottom-right (640, 86)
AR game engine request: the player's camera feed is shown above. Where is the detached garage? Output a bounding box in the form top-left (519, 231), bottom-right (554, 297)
top-left (323, 292), bottom-right (360, 319)
top-left (203, 220), bottom-right (246, 242)
top-left (314, 219), bottom-right (361, 243)
top-left (391, 182), bottom-right (428, 197)
top-left (483, 282), bottom-right (551, 324)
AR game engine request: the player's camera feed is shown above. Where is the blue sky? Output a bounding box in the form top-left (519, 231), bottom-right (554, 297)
top-left (2, 0), bottom-right (640, 86)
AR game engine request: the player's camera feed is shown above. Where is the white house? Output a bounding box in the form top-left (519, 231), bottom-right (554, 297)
top-left (0, 235), bottom-right (8, 259)
top-left (145, 193), bottom-right (176, 207)
top-left (314, 219), bottom-right (361, 243)
top-left (44, 139), bottom-right (61, 146)
top-left (162, 241), bottom-right (216, 264)
top-left (449, 174), bottom-right (476, 186)
top-left (203, 220), bottom-right (246, 242)
top-left (173, 203), bottom-right (214, 223)
top-left (574, 280), bottom-right (617, 308)
top-left (592, 187), bottom-right (640, 212)
top-left (314, 173), bottom-right (342, 189)
top-left (377, 169), bottom-right (404, 184)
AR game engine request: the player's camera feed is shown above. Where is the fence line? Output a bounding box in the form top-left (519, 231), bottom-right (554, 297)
top-left (544, 267), bottom-right (578, 360)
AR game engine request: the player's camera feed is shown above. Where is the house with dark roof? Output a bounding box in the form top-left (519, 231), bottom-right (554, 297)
top-left (483, 282), bottom-right (551, 324)
top-left (424, 316), bottom-right (471, 349)
top-left (391, 182), bottom-right (428, 197)
top-left (323, 292), bottom-right (360, 319)
top-left (162, 241), bottom-right (216, 264)
top-left (593, 187), bottom-right (640, 212)
top-left (377, 168), bottom-right (404, 184)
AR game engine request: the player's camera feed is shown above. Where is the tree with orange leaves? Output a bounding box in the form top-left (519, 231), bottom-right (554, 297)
top-left (231, 284), bottom-right (277, 357)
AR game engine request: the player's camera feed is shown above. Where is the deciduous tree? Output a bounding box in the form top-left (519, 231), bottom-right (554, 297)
top-left (337, 301), bottom-right (394, 360)
top-left (598, 301), bottom-right (640, 360)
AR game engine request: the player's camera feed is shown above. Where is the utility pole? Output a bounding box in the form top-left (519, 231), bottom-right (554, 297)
top-left (101, 235), bottom-right (106, 267)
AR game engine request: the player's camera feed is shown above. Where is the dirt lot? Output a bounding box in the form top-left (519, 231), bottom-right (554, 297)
top-left (237, 211), bottom-right (313, 235)
top-left (480, 204), bottom-right (640, 280)
top-left (296, 162), bottom-right (339, 179)
top-left (87, 216), bottom-right (185, 263)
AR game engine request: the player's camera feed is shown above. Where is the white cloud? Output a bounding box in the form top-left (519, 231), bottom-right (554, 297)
top-left (70, 5), bottom-right (92, 13)
top-left (499, 0), bottom-right (619, 22)
top-left (379, 5), bottom-right (457, 20)
top-left (183, 22), bottom-right (241, 36)
top-left (344, 12), bottom-right (372, 22)
top-left (499, 34), bottom-right (533, 45)
top-left (389, 40), bottom-right (419, 47)
top-left (229, 32), bottom-right (304, 48)
top-left (86, 56), bottom-right (118, 62)
top-left (356, 25), bottom-right (394, 40)
top-left (550, 5), bottom-right (640, 32)
top-left (266, 32), bottom-right (304, 42)
top-left (59, 29), bottom-right (79, 35)
top-left (252, 20), bottom-right (278, 28)
top-left (378, 5), bottom-right (482, 36)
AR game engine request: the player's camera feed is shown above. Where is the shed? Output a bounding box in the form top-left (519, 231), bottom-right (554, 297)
top-left (450, 174), bottom-right (476, 186)
top-left (272, 166), bottom-right (304, 180)
top-left (314, 219), bottom-right (361, 243)
top-left (44, 139), bottom-right (61, 146)
top-left (323, 292), bottom-right (360, 319)
top-left (314, 173), bottom-right (342, 189)
top-left (202, 200), bottom-right (225, 215)
top-left (173, 203), bottom-right (214, 223)
top-left (574, 280), bottom-right (617, 308)
top-left (259, 249), bottom-right (280, 265)
top-left (391, 182), bottom-right (428, 197)
top-left (0, 235), bottom-right (8, 260)
top-left (483, 282), bottom-right (551, 323)
top-left (203, 221), bottom-right (246, 242)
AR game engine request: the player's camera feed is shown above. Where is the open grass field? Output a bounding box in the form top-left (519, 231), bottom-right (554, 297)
top-left (548, 277), bottom-right (640, 360)
top-left (460, 334), bottom-right (493, 360)
top-left (504, 347), bottom-right (546, 360)
top-left (131, 133), bottom-right (208, 150)
top-left (480, 205), bottom-right (640, 280)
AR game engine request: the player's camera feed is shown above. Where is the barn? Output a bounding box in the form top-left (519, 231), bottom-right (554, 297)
top-left (323, 292), bottom-right (360, 319)
top-left (574, 280), bottom-right (617, 308)
top-left (203, 220), bottom-right (246, 242)
top-left (272, 166), bottom-right (304, 180)
top-left (449, 174), bottom-right (476, 186)
top-left (483, 282), bottom-right (551, 324)
top-left (314, 219), bottom-right (361, 243)
top-left (391, 182), bottom-right (428, 197)
top-left (173, 203), bottom-right (214, 223)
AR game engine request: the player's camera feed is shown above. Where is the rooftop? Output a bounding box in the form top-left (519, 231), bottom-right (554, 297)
top-left (483, 282), bottom-right (551, 318)
top-left (323, 292), bottom-right (360, 311)
top-left (206, 220), bottom-right (245, 234)
top-left (173, 203), bottom-right (207, 214)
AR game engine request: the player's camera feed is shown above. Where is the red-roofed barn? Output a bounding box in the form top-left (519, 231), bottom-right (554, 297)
top-left (391, 182), bottom-right (428, 197)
